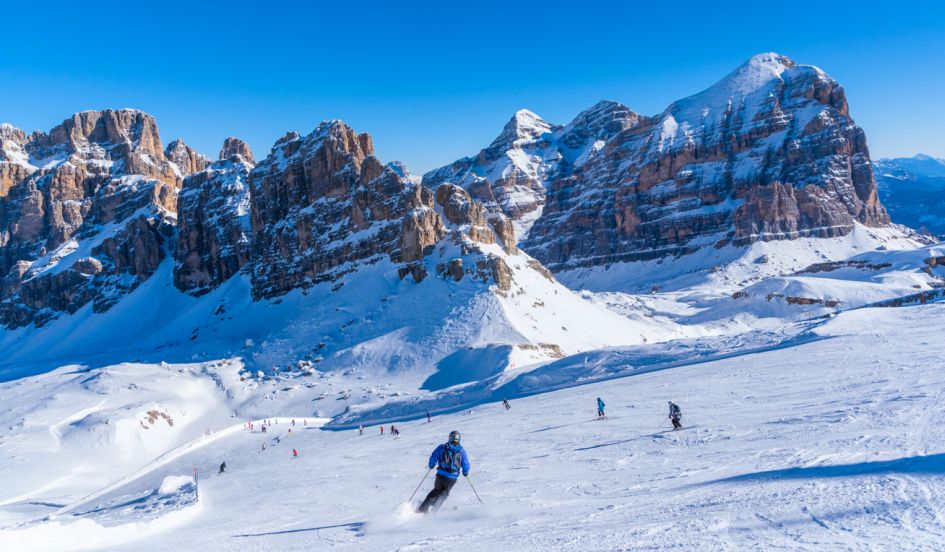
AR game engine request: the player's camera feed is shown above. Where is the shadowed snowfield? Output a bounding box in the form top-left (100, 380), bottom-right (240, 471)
top-left (1, 303), bottom-right (943, 550)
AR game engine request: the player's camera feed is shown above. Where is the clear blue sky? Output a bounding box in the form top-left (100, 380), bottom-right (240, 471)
top-left (1, 1), bottom-right (943, 174)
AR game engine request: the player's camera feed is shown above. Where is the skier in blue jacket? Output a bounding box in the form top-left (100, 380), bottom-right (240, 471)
top-left (417, 430), bottom-right (470, 513)
top-left (597, 397), bottom-right (606, 418)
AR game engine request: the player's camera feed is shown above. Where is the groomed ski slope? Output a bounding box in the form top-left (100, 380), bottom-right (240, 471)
top-left (3, 303), bottom-right (944, 551)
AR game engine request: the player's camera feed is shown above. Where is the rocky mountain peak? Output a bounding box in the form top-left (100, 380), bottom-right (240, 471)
top-left (0, 124), bottom-right (33, 197)
top-left (718, 52), bottom-right (796, 95)
top-left (165, 138), bottom-right (210, 177)
top-left (430, 54), bottom-right (890, 274)
top-left (219, 137), bottom-right (254, 164)
top-left (35, 109), bottom-right (165, 160)
top-left (175, 139), bottom-right (255, 296)
top-left (486, 109), bottom-right (553, 153)
top-left (0, 123), bottom-right (28, 147)
top-left (557, 100), bottom-right (644, 150)
top-left (0, 109), bottom-right (181, 328)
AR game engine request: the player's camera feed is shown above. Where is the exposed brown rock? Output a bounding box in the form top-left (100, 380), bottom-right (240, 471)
top-left (248, 121), bottom-right (446, 299)
top-left (435, 183), bottom-right (496, 245)
top-left (174, 142), bottom-right (255, 295)
top-left (0, 109), bottom-right (179, 328)
top-left (1, 124), bottom-right (35, 198)
top-left (476, 255), bottom-right (512, 292)
top-left (526, 259), bottom-right (555, 282)
top-left (428, 54), bottom-right (891, 273)
top-left (219, 137), bottom-right (254, 164)
top-left (165, 139), bottom-right (209, 176)
top-left (72, 257), bottom-right (103, 275)
top-left (397, 262), bottom-right (427, 283)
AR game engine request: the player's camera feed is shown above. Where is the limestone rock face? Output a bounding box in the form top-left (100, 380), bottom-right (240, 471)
top-left (423, 102), bottom-right (642, 238)
top-left (165, 139), bottom-right (210, 177)
top-left (245, 121), bottom-right (532, 299)
top-left (248, 121), bottom-right (443, 299)
top-left (174, 139), bottom-right (255, 295)
top-left (0, 109), bottom-right (179, 328)
top-left (0, 111), bottom-right (560, 330)
top-left (0, 124), bottom-right (36, 198)
top-left (435, 183), bottom-right (497, 246)
top-left (426, 54), bottom-right (890, 272)
top-left (219, 137), bottom-right (254, 164)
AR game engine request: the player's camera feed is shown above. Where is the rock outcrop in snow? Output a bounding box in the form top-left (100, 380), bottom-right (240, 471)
top-left (426, 53), bottom-right (890, 272)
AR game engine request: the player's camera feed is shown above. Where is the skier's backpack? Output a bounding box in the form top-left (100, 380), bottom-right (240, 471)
top-left (438, 445), bottom-right (463, 475)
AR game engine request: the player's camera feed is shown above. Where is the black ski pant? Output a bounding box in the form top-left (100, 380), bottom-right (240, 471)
top-left (671, 417), bottom-right (682, 429)
top-left (418, 474), bottom-right (457, 513)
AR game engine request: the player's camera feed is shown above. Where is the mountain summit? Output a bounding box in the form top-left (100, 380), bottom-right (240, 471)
top-left (426, 53), bottom-right (890, 273)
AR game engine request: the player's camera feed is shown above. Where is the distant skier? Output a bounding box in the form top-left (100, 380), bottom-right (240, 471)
top-left (668, 401), bottom-right (682, 430)
top-left (291, 419), bottom-right (296, 427)
top-left (502, 399), bottom-right (511, 411)
top-left (392, 425), bottom-right (400, 437)
top-left (261, 425), bottom-right (267, 433)
top-left (359, 424), bottom-right (364, 436)
top-left (417, 431), bottom-right (470, 514)
top-left (261, 443), bottom-right (267, 452)
top-left (292, 448), bottom-right (299, 458)
top-left (427, 411), bottom-right (432, 423)
top-left (380, 426), bottom-right (384, 435)
top-left (597, 397), bottom-right (606, 418)
top-left (219, 462), bottom-right (227, 474)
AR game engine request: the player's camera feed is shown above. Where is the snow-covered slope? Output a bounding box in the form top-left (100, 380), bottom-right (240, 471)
top-left (1, 301), bottom-right (943, 550)
top-left (0, 237), bottom-right (683, 384)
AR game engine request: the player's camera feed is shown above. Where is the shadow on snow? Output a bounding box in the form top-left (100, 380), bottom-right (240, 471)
top-left (702, 453), bottom-right (945, 485)
top-left (233, 521), bottom-right (364, 538)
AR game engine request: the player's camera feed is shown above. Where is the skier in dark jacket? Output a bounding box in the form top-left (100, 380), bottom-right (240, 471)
top-left (219, 462), bottom-right (227, 474)
top-left (417, 430), bottom-right (470, 513)
top-left (668, 401), bottom-right (682, 430)
top-left (597, 397), bottom-right (606, 418)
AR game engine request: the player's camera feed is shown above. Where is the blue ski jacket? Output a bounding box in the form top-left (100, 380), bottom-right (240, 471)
top-left (428, 443), bottom-right (470, 479)
top-left (597, 398), bottom-right (605, 410)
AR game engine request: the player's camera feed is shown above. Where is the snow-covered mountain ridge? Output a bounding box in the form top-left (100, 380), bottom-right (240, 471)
top-left (425, 53), bottom-right (890, 276)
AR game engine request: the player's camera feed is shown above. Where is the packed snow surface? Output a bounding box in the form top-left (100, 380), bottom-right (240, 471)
top-left (1, 302), bottom-right (944, 550)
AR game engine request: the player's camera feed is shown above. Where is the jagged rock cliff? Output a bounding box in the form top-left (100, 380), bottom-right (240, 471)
top-left (0, 109), bottom-right (181, 327)
top-left (174, 138), bottom-right (255, 295)
top-left (165, 139), bottom-right (210, 177)
top-left (246, 120), bottom-right (529, 300)
top-left (426, 53), bottom-right (890, 272)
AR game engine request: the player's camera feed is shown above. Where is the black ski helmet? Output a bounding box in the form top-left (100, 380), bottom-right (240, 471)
top-left (448, 430), bottom-right (461, 444)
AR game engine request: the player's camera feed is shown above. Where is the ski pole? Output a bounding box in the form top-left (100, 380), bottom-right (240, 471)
top-left (465, 475), bottom-right (484, 504)
top-left (407, 468), bottom-right (432, 504)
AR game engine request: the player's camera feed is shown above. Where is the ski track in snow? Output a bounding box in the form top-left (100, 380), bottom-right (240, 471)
top-left (0, 304), bottom-right (943, 550)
